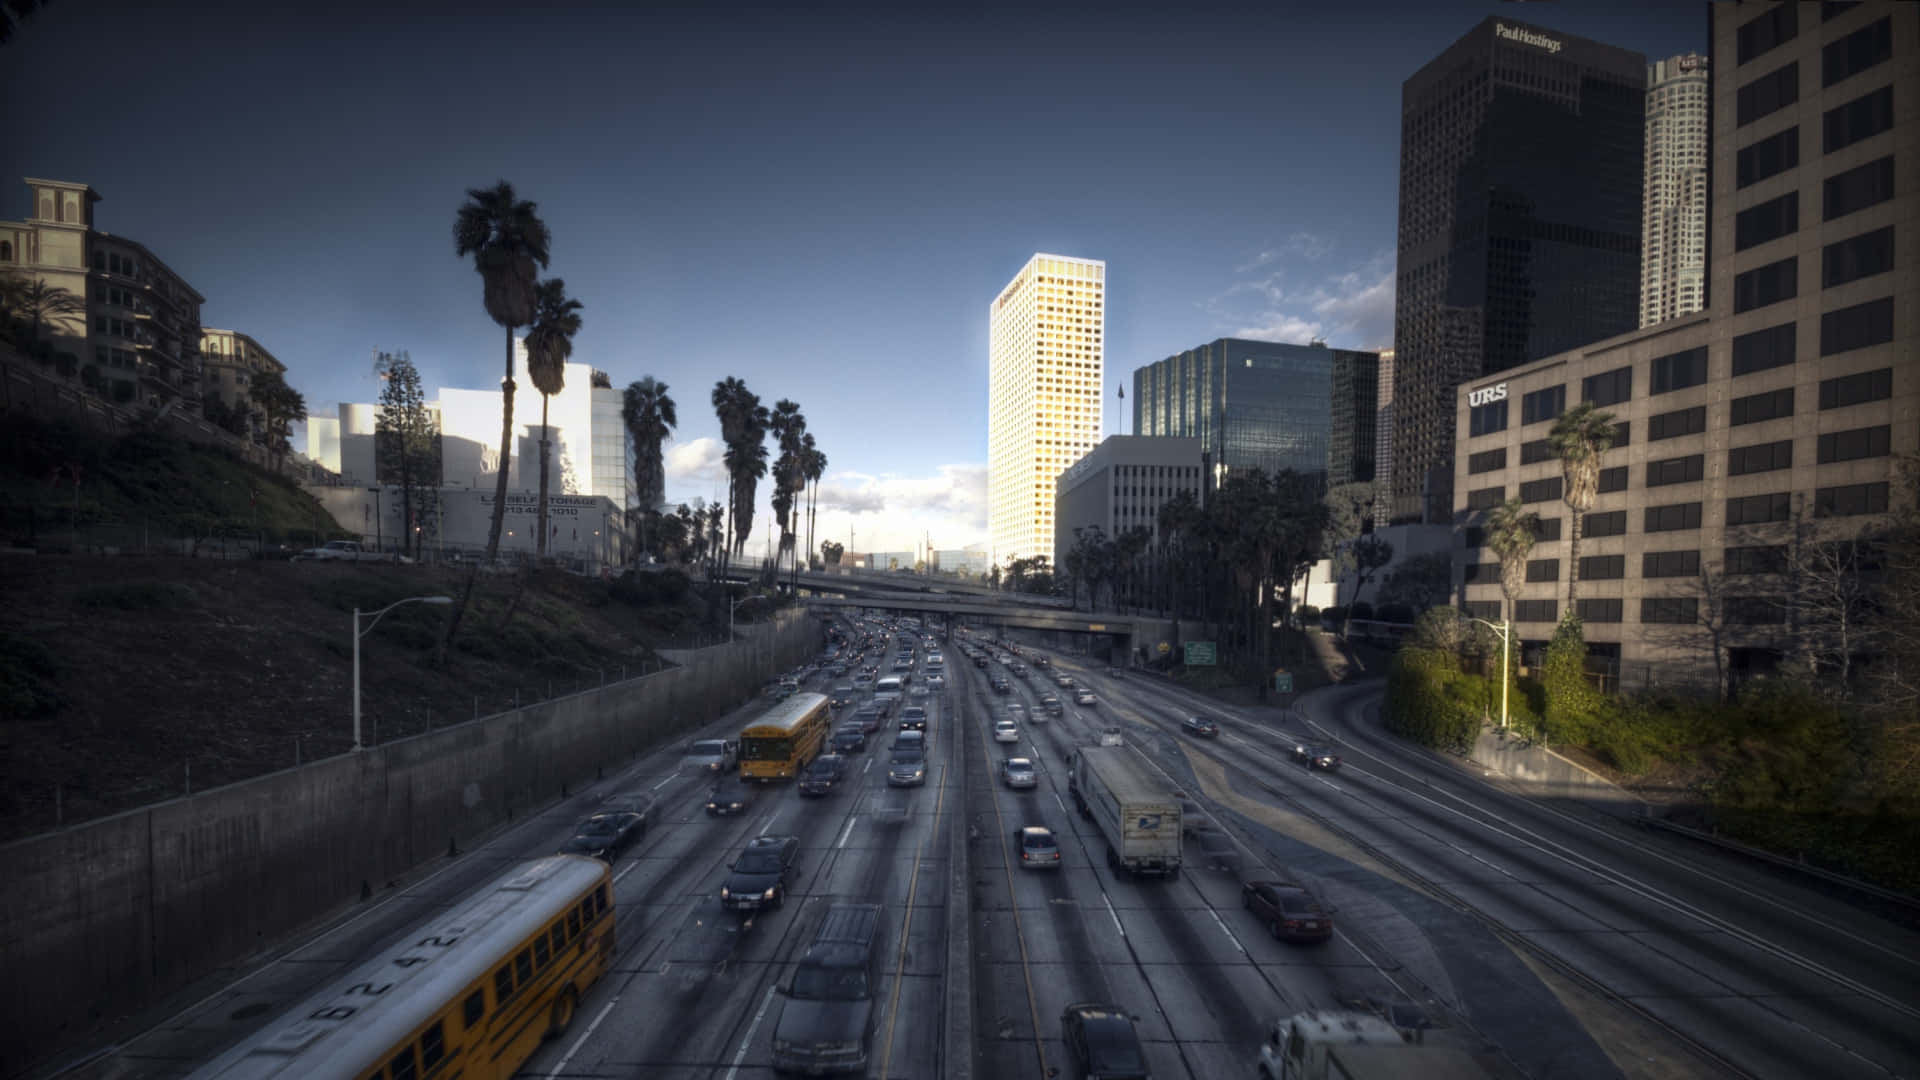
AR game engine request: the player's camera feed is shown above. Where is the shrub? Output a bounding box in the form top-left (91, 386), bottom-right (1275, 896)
top-left (1352, 601), bottom-right (1375, 620)
top-left (72, 581), bottom-right (200, 611)
top-left (1375, 603), bottom-right (1415, 625)
top-left (1296, 605), bottom-right (1321, 622)
top-left (1323, 605), bottom-right (1348, 624)
top-left (1411, 606), bottom-right (1464, 652)
top-left (1386, 646), bottom-right (1479, 753)
top-left (1541, 612), bottom-right (1605, 745)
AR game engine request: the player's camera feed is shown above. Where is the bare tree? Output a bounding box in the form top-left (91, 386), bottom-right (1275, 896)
top-left (1789, 519), bottom-right (1882, 696)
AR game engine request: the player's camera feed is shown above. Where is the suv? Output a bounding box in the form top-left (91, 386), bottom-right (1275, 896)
top-left (772, 903), bottom-right (884, 1075)
top-left (887, 746), bottom-right (927, 787)
top-left (721, 835), bottom-right (800, 912)
top-left (1060, 1003), bottom-right (1150, 1080)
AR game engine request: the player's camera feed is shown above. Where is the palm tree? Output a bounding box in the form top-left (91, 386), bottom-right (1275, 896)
top-left (523, 278), bottom-right (582, 557)
top-left (1, 273), bottom-right (86, 354)
top-left (623, 377), bottom-right (678, 560)
top-left (1548, 402), bottom-right (1618, 608)
top-left (723, 431), bottom-right (768, 559)
top-left (1485, 497), bottom-right (1541, 631)
top-left (767, 399), bottom-right (805, 581)
top-left (801, 435), bottom-right (825, 571)
top-left (453, 181), bottom-right (551, 561)
top-left (710, 378), bottom-right (760, 566)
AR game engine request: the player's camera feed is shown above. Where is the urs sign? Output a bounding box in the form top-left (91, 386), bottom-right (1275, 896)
top-left (1468, 383), bottom-right (1508, 407)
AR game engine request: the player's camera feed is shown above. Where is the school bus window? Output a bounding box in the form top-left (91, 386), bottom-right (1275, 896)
top-left (567, 908), bottom-right (581, 936)
top-left (514, 948), bottom-right (532, 984)
top-left (390, 1046), bottom-right (417, 1080)
top-left (494, 965), bottom-right (513, 1003)
top-left (463, 989), bottom-right (485, 1028)
top-left (421, 1020), bottom-right (445, 1069)
top-left (550, 923), bottom-right (566, 953)
top-left (579, 898), bottom-right (593, 925)
top-left (534, 936), bottom-right (551, 968)
top-left (596, 885), bottom-right (609, 912)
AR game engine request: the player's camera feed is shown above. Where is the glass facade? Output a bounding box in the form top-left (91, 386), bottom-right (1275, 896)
top-left (1391, 17), bottom-right (1647, 523)
top-left (1131, 338), bottom-right (1377, 489)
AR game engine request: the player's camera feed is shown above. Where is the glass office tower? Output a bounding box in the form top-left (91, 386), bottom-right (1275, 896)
top-left (1390, 17), bottom-right (1646, 523)
top-left (1131, 338), bottom-right (1377, 491)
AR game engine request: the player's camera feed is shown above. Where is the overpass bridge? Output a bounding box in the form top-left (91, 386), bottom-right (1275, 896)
top-left (713, 556), bottom-right (1075, 608)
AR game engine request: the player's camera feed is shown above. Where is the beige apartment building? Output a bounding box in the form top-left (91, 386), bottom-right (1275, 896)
top-left (200, 328), bottom-right (286, 437)
top-left (1451, 0), bottom-right (1915, 685)
top-left (0, 178), bottom-right (205, 411)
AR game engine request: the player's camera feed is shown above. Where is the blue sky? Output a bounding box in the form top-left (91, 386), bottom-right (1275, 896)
top-left (2, 0), bottom-right (1704, 553)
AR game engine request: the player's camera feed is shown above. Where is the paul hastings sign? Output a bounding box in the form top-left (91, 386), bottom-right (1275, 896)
top-left (1495, 23), bottom-right (1563, 54)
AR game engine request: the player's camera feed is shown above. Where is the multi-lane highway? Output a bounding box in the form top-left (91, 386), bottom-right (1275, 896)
top-left (59, 613), bottom-right (1920, 1080)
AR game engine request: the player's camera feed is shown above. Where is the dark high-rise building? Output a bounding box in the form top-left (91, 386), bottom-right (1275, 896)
top-left (1390, 17), bottom-right (1647, 523)
top-left (1131, 338), bottom-right (1378, 490)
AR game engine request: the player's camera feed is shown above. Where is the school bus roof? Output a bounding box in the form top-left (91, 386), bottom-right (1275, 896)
top-left (742, 692), bottom-right (829, 736)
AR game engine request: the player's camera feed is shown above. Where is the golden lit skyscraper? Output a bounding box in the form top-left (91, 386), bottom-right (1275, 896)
top-left (987, 253), bottom-right (1105, 569)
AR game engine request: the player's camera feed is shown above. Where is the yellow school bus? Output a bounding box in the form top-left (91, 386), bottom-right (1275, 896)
top-left (740, 691), bottom-right (832, 781)
top-left (192, 855), bottom-right (614, 1080)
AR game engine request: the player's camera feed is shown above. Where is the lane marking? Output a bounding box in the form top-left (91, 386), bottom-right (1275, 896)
top-left (836, 814), bottom-right (859, 850)
top-left (878, 757), bottom-right (951, 1079)
top-left (758, 813), bottom-right (779, 837)
top-left (613, 861), bottom-right (643, 885)
top-left (1103, 893), bottom-right (1126, 938)
top-left (723, 983), bottom-right (780, 1080)
top-left (651, 774), bottom-right (676, 791)
top-left (1207, 908), bottom-right (1247, 954)
top-left (546, 996), bottom-right (618, 1079)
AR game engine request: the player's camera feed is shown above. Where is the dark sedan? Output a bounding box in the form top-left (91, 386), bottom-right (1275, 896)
top-left (706, 777), bottom-right (755, 817)
top-left (1242, 879), bottom-right (1333, 943)
top-left (559, 810), bottom-right (647, 862)
top-left (1180, 716), bottom-right (1219, 738)
top-left (830, 727), bottom-right (867, 754)
top-left (798, 753), bottom-right (849, 797)
top-left (1060, 1003), bottom-right (1151, 1080)
top-left (1302, 746), bottom-right (1341, 771)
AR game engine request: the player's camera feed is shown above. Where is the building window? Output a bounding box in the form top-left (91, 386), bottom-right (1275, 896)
top-left (1733, 256), bottom-right (1798, 313)
top-left (1819, 298), bottom-right (1894, 356)
top-left (1643, 549), bottom-right (1701, 578)
top-left (1596, 466), bottom-right (1628, 494)
top-left (1815, 482), bottom-right (1889, 518)
top-left (1520, 438), bottom-right (1555, 465)
top-left (1737, 5), bottom-right (1797, 65)
top-left (1736, 127), bottom-right (1799, 189)
top-left (1645, 502), bottom-right (1703, 532)
top-left (1650, 347), bottom-right (1710, 394)
top-left (1463, 527), bottom-right (1486, 549)
top-left (1732, 322), bottom-right (1796, 375)
top-left (1642, 597), bottom-right (1699, 625)
top-left (1825, 156), bottom-right (1894, 220)
top-left (1519, 476), bottom-right (1563, 504)
top-left (1727, 491), bottom-right (1792, 526)
top-left (1584, 510), bottom-right (1628, 537)
top-left (1725, 545), bottom-right (1788, 575)
top-left (1469, 398), bottom-right (1509, 437)
top-left (1823, 85), bottom-right (1894, 154)
top-left (1823, 227), bottom-right (1894, 289)
top-left (1613, 421), bottom-right (1632, 448)
top-left (1521, 385), bottom-right (1566, 425)
top-left (1466, 485), bottom-right (1505, 512)
top-left (1819, 366), bottom-right (1893, 409)
top-left (1468, 447), bottom-right (1508, 474)
top-left (1581, 366), bottom-right (1632, 407)
top-left (1730, 387), bottom-right (1794, 426)
top-left (1728, 596), bottom-right (1789, 624)
top-left (1514, 599), bottom-right (1559, 624)
top-left (1823, 14), bottom-right (1892, 88)
top-left (1729, 439), bottom-right (1794, 475)
top-left (1818, 425), bottom-right (1891, 463)
top-left (1462, 600), bottom-right (1503, 622)
top-left (1822, 2), bottom-right (1863, 22)
top-left (1526, 558), bottom-right (1560, 583)
top-left (1532, 517), bottom-right (1563, 542)
top-left (1646, 455), bottom-right (1705, 487)
top-left (1648, 405), bottom-right (1708, 440)
top-left (1462, 562), bottom-right (1500, 583)
top-left (1581, 554), bottom-right (1625, 581)
top-left (1736, 61), bottom-right (1799, 126)
top-left (1734, 192), bottom-right (1798, 251)
top-left (1578, 598), bottom-right (1624, 624)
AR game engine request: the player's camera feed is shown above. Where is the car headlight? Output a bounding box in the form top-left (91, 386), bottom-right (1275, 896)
top-left (720, 885), bottom-right (731, 898)
top-left (763, 886), bottom-right (778, 899)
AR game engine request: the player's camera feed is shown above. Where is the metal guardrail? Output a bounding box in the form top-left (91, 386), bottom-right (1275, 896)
top-left (1638, 814), bottom-right (1920, 910)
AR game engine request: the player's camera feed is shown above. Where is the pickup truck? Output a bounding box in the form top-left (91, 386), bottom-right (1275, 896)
top-left (1068, 745), bottom-right (1182, 878)
top-left (292, 540), bottom-right (408, 564)
top-left (684, 738), bottom-right (740, 774)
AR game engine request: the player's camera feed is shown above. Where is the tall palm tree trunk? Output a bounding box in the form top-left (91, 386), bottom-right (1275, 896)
top-left (1566, 513), bottom-right (1585, 611)
top-left (485, 326), bottom-right (515, 562)
top-left (536, 393), bottom-right (551, 557)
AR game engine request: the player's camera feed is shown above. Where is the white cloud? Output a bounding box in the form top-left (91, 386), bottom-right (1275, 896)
top-left (1212, 247), bottom-right (1395, 350)
top-left (1234, 231), bottom-right (1333, 273)
top-left (806, 464), bottom-right (989, 553)
top-left (662, 437), bottom-right (725, 494)
top-left (1231, 313), bottom-right (1325, 344)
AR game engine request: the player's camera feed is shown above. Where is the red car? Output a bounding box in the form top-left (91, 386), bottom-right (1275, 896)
top-left (1242, 880), bottom-right (1333, 943)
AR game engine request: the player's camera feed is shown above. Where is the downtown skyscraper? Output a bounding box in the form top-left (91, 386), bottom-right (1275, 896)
top-left (1640, 52), bottom-right (1711, 327)
top-left (987, 253), bottom-right (1105, 568)
top-left (1388, 17), bottom-right (1646, 523)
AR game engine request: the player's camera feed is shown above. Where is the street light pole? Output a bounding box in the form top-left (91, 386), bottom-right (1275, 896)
top-left (353, 594), bottom-right (454, 751)
top-left (1465, 615), bottom-right (1512, 732)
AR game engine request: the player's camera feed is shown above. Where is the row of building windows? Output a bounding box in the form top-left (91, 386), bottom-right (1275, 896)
top-left (1470, 480), bottom-right (1892, 529)
top-left (1469, 543), bottom-right (1816, 585)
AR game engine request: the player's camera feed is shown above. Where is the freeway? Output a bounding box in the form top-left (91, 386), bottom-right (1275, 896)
top-left (1003, 636), bottom-right (1920, 1080)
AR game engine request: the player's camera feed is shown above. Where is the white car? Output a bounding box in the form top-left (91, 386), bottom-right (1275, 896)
top-left (909, 683), bottom-right (931, 700)
top-left (993, 718), bottom-right (1020, 743)
top-left (1002, 757), bottom-right (1038, 789)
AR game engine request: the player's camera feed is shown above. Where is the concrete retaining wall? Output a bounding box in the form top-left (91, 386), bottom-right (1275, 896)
top-left (1468, 729), bottom-right (1647, 818)
top-left (0, 611), bottom-right (821, 1077)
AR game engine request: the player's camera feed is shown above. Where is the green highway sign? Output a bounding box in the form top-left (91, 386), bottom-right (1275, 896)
top-left (1183, 642), bottom-right (1217, 666)
top-left (1274, 670), bottom-right (1294, 694)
